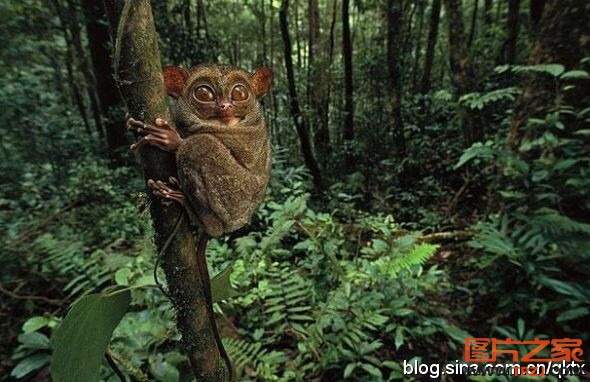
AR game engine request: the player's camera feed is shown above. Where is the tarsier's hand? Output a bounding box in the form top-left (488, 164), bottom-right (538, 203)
top-left (127, 117), bottom-right (183, 152)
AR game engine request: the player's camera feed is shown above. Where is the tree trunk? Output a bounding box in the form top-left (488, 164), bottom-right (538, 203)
top-left (183, 0), bottom-right (192, 39)
top-left (113, 1), bottom-right (229, 381)
top-left (501, 0), bottom-right (520, 64)
top-left (308, 0), bottom-right (330, 168)
top-left (49, 0), bottom-right (92, 136)
top-left (259, 0), bottom-right (267, 65)
top-left (279, 0), bottom-right (323, 188)
top-left (508, 0), bottom-right (590, 147)
top-left (294, 0), bottom-right (302, 68)
top-left (316, 0), bottom-right (337, 167)
top-left (411, 0), bottom-right (426, 91)
top-left (196, 0), bottom-right (211, 44)
top-left (82, 0), bottom-right (128, 153)
top-left (420, 0), bottom-right (441, 94)
top-left (401, 1), bottom-right (417, 66)
top-left (530, 0), bottom-right (546, 26)
top-left (342, 0), bottom-right (354, 143)
top-left (103, 0), bottom-right (123, 36)
top-left (467, 0), bottom-right (478, 48)
top-left (444, 0), bottom-right (482, 145)
top-left (483, 0), bottom-right (493, 26)
top-left (307, 0), bottom-right (319, 102)
top-left (386, 0), bottom-right (406, 157)
top-left (65, 0), bottom-right (104, 138)
top-left (269, 0), bottom-right (278, 140)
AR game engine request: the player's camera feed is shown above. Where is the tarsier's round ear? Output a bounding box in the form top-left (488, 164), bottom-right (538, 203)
top-left (251, 68), bottom-right (273, 98)
top-left (163, 66), bottom-right (188, 99)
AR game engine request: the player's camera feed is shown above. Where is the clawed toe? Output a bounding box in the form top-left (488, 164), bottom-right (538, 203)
top-left (147, 178), bottom-right (185, 205)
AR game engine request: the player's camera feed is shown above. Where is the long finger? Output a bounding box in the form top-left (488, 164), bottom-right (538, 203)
top-left (155, 118), bottom-right (174, 130)
top-left (155, 180), bottom-right (172, 191)
top-left (138, 124), bottom-right (170, 135)
top-left (130, 135), bottom-right (153, 151)
top-left (127, 117), bottom-right (148, 129)
top-left (133, 135), bottom-right (173, 151)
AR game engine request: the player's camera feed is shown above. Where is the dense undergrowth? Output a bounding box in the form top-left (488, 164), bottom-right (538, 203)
top-left (1, 0), bottom-right (589, 380)
top-left (2, 63), bottom-right (589, 380)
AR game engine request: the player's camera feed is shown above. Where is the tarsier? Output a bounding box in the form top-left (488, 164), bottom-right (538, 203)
top-left (128, 64), bottom-right (273, 379)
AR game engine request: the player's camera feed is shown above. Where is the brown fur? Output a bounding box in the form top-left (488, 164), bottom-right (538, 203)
top-left (167, 64), bottom-right (272, 237)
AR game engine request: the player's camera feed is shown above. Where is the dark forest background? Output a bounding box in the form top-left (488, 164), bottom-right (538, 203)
top-left (1, 0), bottom-right (589, 381)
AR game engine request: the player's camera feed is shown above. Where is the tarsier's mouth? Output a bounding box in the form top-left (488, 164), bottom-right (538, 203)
top-left (215, 114), bottom-right (242, 126)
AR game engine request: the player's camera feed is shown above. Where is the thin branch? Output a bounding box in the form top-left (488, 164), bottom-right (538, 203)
top-left (0, 286), bottom-right (64, 305)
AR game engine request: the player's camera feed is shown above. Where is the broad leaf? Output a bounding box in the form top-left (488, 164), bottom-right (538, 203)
top-left (530, 64), bottom-right (565, 77)
top-left (561, 70), bottom-right (589, 79)
top-left (50, 286), bottom-right (131, 382)
top-left (455, 143), bottom-right (495, 169)
top-left (211, 265), bottom-right (238, 303)
top-left (556, 307), bottom-right (589, 322)
top-left (23, 316), bottom-right (51, 334)
top-left (10, 354), bottom-right (51, 379)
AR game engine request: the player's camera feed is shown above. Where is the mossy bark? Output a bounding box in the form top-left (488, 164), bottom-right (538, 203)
top-left (112, 1), bottom-right (228, 381)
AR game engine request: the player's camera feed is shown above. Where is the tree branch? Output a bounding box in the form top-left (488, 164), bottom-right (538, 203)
top-left (112, 1), bottom-right (227, 380)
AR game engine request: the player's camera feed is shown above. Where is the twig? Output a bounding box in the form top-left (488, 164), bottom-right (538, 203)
top-left (0, 285), bottom-right (63, 305)
top-left (444, 174), bottom-right (470, 217)
top-left (105, 352), bottom-right (126, 382)
top-left (108, 350), bottom-right (149, 382)
top-left (418, 230), bottom-right (474, 242)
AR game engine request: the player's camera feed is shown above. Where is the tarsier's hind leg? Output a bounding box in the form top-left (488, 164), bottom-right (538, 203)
top-left (148, 177), bottom-right (224, 236)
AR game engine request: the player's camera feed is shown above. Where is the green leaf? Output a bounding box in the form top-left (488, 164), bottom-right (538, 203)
top-left (532, 170), bottom-right (549, 182)
top-left (11, 354), bottom-right (50, 379)
top-left (539, 277), bottom-right (588, 301)
top-left (428, 317), bottom-right (473, 343)
top-left (531, 64), bottom-right (565, 77)
top-left (50, 286), bottom-right (131, 382)
top-left (455, 143), bottom-right (495, 169)
top-left (149, 355), bottom-right (180, 382)
top-left (18, 332), bottom-right (51, 350)
top-left (394, 327), bottom-right (404, 350)
top-left (23, 316), bottom-right (51, 334)
top-left (517, 318), bottom-right (525, 339)
top-left (115, 268), bottom-right (131, 286)
top-left (556, 307), bottom-right (589, 322)
top-left (252, 327), bottom-right (265, 341)
top-left (360, 363), bottom-right (383, 378)
top-left (560, 70), bottom-right (589, 79)
top-left (343, 363), bottom-right (357, 378)
top-left (211, 266), bottom-right (239, 303)
top-left (494, 65), bottom-right (510, 74)
top-left (133, 274), bottom-right (156, 287)
top-left (553, 159), bottom-right (578, 171)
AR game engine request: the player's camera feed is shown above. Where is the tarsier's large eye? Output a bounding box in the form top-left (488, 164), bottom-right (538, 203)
top-left (231, 84), bottom-right (249, 101)
top-left (193, 85), bottom-right (215, 102)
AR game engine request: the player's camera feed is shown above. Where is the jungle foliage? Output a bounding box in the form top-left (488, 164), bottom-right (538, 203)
top-left (1, 0), bottom-right (588, 381)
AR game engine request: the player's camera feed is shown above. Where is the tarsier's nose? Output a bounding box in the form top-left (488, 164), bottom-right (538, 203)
top-left (219, 102), bottom-right (233, 110)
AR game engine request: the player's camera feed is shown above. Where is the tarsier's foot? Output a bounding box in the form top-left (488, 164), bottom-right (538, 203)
top-left (147, 178), bottom-right (187, 206)
top-left (127, 117), bottom-right (183, 152)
